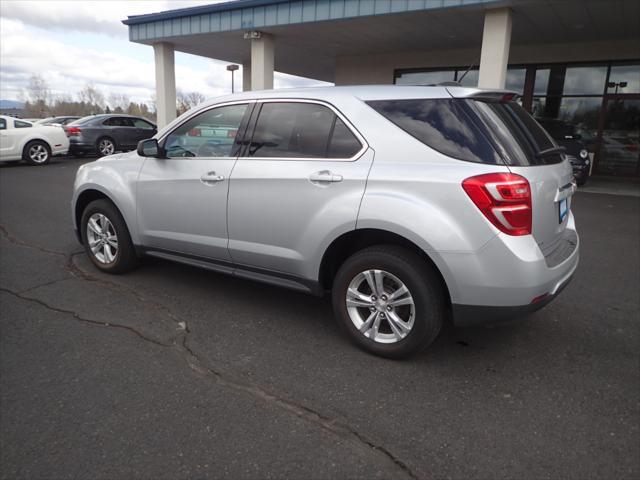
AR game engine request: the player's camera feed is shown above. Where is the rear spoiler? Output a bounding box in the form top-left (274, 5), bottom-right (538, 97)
top-left (446, 87), bottom-right (520, 102)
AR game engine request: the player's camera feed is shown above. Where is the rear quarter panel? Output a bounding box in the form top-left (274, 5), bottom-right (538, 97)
top-left (351, 100), bottom-right (512, 303)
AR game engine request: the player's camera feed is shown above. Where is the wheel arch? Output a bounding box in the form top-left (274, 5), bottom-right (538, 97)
top-left (22, 138), bottom-right (52, 155)
top-left (74, 188), bottom-right (124, 244)
top-left (318, 228), bottom-right (452, 308)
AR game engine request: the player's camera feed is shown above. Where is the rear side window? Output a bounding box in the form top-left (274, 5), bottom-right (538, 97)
top-left (366, 99), bottom-right (501, 164)
top-left (248, 102), bottom-right (362, 159)
top-left (0, 119), bottom-right (6, 130)
top-left (468, 100), bottom-right (562, 165)
top-left (328, 118), bottom-right (361, 158)
top-left (133, 118), bottom-right (155, 129)
top-left (14, 120), bottom-right (32, 128)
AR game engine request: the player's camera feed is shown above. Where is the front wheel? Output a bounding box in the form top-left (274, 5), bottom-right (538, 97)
top-left (81, 199), bottom-right (139, 274)
top-left (23, 140), bottom-right (51, 165)
top-left (332, 245), bottom-right (445, 358)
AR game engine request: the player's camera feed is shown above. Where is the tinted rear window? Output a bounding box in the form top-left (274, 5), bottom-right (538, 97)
top-left (366, 99), bottom-right (501, 164)
top-left (468, 100), bottom-right (563, 165)
top-left (249, 102), bottom-right (362, 159)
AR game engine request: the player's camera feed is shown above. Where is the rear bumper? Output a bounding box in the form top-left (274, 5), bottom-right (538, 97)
top-left (443, 213), bottom-right (579, 327)
top-left (452, 270), bottom-right (574, 327)
top-left (69, 143), bottom-right (95, 154)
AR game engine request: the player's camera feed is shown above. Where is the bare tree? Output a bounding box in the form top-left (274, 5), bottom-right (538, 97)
top-left (176, 90), bottom-right (206, 115)
top-left (25, 74), bottom-right (50, 105)
top-left (108, 93), bottom-right (130, 111)
top-left (77, 83), bottom-right (105, 110)
top-left (22, 74), bottom-right (51, 117)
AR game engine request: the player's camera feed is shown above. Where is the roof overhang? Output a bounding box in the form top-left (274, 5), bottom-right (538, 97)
top-left (123, 0), bottom-right (640, 82)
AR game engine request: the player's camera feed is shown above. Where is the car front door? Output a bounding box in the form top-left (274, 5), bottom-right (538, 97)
top-left (136, 102), bottom-right (251, 262)
top-left (227, 100), bottom-right (373, 281)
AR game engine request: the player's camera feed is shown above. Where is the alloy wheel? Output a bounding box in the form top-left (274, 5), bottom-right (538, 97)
top-left (346, 269), bottom-right (415, 344)
top-left (98, 139), bottom-right (115, 156)
top-left (29, 144), bottom-right (49, 163)
top-left (86, 213), bottom-right (118, 264)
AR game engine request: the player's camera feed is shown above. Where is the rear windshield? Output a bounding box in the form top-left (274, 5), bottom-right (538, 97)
top-left (367, 98), bottom-right (563, 166)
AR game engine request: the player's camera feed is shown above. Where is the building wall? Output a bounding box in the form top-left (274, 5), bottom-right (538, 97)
top-left (335, 39), bottom-right (640, 85)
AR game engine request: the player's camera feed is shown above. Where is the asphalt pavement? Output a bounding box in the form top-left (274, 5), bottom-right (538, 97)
top-left (1, 156), bottom-right (638, 479)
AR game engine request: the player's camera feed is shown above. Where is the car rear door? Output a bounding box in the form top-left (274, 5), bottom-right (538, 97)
top-left (102, 117), bottom-right (130, 148)
top-left (227, 100), bottom-right (372, 280)
top-left (132, 118), bottom-right (157, 145)
top-left (136, 102), bottom-right (251, 262)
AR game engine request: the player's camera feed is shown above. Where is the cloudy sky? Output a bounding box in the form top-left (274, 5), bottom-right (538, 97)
top-left (0, 0), bottom-right (328, 105)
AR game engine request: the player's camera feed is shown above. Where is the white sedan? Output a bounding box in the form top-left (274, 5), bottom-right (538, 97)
top-left (0, 115), bottom-right (70, 165)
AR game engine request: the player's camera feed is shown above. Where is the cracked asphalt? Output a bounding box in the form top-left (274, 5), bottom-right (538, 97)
top-left (1, 156), bottom-right (639, 480)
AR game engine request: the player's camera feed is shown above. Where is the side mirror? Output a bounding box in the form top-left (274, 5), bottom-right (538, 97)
top-left (137, 138), bottom-right (163, 158)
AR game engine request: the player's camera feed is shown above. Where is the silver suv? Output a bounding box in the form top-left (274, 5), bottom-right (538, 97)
top-left (72, 86), bottom-right (579, 358)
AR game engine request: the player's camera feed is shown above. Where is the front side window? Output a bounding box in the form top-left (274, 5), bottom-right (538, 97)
top-left (367, 99), bottom-right (501, 164)
top-left (164, 104), bottom-right (248, 158)
top-left (248, 102), bottom-right (362, 159)
top-left (14, 120), bottom-right (32, 128)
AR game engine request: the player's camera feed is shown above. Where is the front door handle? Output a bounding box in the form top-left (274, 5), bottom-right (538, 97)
top-left (200, 171), bottom-right (225, 184)
top-left (309, 170), bottom-right (343, 184)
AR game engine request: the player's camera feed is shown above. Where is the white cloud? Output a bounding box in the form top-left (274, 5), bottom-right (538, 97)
top-left (1, 0), bottom-right (219, 37)
top-left (0, 1), bottom-right (330, 105)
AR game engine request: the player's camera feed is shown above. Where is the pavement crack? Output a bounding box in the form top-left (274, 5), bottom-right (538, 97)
top-left (0, 287), bottom-right (171, 348)
top-left (65, 251), bottom-right (184, 328)
top-left (18, 277), bottom-right (70, 295)
top-left (177, 335), bottom-right (419, 479)
top-left (1, 226), bottom-right (418, 478)
top-left (0, 224), bottom-right (67, 256)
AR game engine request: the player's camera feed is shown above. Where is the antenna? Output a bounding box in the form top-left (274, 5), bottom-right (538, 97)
top-left (457, 64), bottom-right (475, 83)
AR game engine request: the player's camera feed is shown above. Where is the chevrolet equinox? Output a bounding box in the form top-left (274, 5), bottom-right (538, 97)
top-left (72, 86), bottom-right (579, 358)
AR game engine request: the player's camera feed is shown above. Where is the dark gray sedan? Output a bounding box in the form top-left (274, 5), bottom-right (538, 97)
top-left (64, 114), bottom-right (157, 157)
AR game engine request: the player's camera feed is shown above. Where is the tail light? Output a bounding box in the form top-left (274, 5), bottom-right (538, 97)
top-left (462, 172), bottom-right (532, 236)
top-left (188, 128), bottom-right (201, 137)
top-left (65, 126), bottom-right (82, 136)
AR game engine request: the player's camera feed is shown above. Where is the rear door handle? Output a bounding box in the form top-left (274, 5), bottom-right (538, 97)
top-left (309, 170), bottom-right (343, 184)
top-left (200, 171), bottom-right (225, 184)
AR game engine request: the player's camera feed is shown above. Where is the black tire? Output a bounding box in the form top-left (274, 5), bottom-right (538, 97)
top-left (95, 137), bottom-right (116, 156)
top-left (332, 245), bottom-right (445, 359)
top-left (22, 140), bottom-right (51, 165)
top-left (80, 199), bottom-right (139, 274)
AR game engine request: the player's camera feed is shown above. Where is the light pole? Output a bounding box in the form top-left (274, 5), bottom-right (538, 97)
top-left (227, 64), bottom-right (239, 93)
top-left (607, 81), bottom-right (627, 94)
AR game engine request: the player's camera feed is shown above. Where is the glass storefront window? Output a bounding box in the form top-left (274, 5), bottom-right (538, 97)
top-left (564, 66), bottom-right (608, 95)
top-left (532, 96), bottom-right (602, 150)
top-left (457, 69), bottom-right (478, 87)
top-left (607, 64), bottom-right (640, 94)
top-left (505, 68), bottom-right (526, 94)
top-left (396, 70), bottom-right (455, 85)
top-left (534, 66), bottom-right (608, 96)
top-left (534, 68), bottom-right (551, 95)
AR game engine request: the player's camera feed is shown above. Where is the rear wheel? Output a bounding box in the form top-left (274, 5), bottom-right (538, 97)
top-left (81, 199), bottom-right (138, 273)
top-left (96, 137), bottom-right (116, 156)
top-left (332, 245), bottom-right (445, 358)
top-left (23, 140), bottom-right (51, 165)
